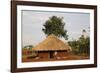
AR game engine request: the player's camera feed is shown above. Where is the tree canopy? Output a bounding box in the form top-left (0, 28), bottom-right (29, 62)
top-left (42, 16), bottom-right (68, 40)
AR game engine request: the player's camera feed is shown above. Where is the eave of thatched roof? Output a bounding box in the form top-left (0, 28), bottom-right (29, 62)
top-left (32, 34), bottom-right (72, 51)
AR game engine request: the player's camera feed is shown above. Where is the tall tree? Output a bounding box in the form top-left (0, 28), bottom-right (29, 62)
top-left (78, 29), bottom-right (90, 55)
top-left (42, 16), bottom-right (68, 40)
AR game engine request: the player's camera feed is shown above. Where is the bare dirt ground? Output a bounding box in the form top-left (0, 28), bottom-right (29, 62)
top-left (22, 54), bottom-right (89, 62)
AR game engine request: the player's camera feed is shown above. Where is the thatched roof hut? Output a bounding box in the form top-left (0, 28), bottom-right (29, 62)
top-left (32, 34), bottom-right (72, 51)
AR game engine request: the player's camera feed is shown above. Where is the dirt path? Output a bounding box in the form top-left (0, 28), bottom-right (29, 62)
top-left (22, 55), bottom-right (89, 62)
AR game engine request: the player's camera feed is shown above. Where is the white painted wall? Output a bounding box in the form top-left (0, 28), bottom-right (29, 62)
top-left (0, 0), bottom-right (99, 73)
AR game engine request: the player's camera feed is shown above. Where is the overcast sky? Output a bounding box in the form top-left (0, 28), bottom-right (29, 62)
top-left (22, 10), bottom-right (90, 47)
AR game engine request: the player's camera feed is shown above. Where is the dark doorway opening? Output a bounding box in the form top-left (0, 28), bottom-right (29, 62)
top-left (49, 51), bottom-right (54, 58)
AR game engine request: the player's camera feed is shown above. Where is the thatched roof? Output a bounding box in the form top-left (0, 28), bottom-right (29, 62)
top-left (32, 34), bottom-right (72, 51)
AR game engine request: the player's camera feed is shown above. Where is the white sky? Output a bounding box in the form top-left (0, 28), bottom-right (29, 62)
top-left (22, 10), bottom-right (90, 47)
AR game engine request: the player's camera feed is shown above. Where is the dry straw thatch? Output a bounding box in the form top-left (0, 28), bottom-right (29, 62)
top-left (32, 34), bottom-right (72, 51)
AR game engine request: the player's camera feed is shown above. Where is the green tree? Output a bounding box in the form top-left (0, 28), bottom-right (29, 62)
top-left (68, 29), bottom-right (90, 55)
top-left (68, 40), bottom-right (79, 54)
top-left (42, 16), bottom-right (68, 40)
top-left (78, 34), bottom-right (90, 55)
top-left (23, 45), bottom-right (33, 50)
top-left (83, 29), bottom-right (86, 32)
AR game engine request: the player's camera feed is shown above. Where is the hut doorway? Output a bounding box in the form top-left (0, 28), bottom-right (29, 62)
top-left (49, 51), bottom-right (54, 59)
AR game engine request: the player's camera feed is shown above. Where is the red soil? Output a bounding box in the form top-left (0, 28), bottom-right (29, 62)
top-left (22, 54), bottom-right (89, 62)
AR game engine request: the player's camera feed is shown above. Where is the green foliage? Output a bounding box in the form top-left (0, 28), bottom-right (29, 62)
top-left (42, 16), bottom-right (68, 40)
top-left (83, 29), bottom-right (86, 32)
top-left (23, 45), bottom-right (33, 50)
top-left (68, 36), bottom-right (90, 55)
top-left (78, 36), bottom-right (90, 55)
top-left (68, 40), bottom-right (79, 54)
